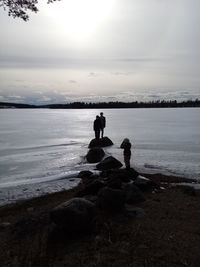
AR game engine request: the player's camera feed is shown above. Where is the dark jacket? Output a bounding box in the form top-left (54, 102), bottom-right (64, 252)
top-left (120, 141), bottom-right (131, 156)
top-left (100, 116), bottom-right (106, 128)
top-left (93, 118), bottom-right (102, 131)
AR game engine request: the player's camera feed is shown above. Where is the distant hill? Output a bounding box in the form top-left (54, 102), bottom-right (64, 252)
top-left (0, 99), bottom-right (200, 109)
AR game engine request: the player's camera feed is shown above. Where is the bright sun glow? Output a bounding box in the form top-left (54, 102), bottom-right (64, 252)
top-left (47, 0), bottom-right (115, 44)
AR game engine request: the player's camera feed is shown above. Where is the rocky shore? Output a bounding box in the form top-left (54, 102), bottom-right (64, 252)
top-left (0, 137), bottom-right (199, 267)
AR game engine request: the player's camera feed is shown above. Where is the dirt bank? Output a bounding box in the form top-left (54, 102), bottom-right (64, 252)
top-left (0, 173), bottom-right (199, 267)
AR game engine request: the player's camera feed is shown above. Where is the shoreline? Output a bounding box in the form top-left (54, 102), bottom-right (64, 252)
top-left (0, 171), bottom-right (200, 266)
top-left (0, 176), bottom-right (81, 207)
top-left (0, 170), bottom-right (198, 208)
top-left (0, 171), bottom-right (199, 215)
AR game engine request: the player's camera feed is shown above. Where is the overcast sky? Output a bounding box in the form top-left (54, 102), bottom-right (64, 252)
top-left (0, 0), bottom-right (200, 104)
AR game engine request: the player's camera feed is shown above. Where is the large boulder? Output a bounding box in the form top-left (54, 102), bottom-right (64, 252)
top-left (134, 175), bottom-right (159, 192)
top-left (96, 156), bottom-right (123, 171)
top-left (97, 187), bottom-right (125, 213)
top-left (88, 137), bottom-right (113, 148)
top-left (123, 183), bottom-right (145, 204)
top-left (127, 168), bottom-right (139, 180)
top-left (86, 147), bottom-right (105, 163)
top-left (75, 179), bottom-right (105, 197)
top-left (106, 176), bottom-right (122, 189)
top-left (50, 198), bottom-right (95, 232)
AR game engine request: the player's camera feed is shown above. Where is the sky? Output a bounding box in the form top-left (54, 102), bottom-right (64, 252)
top-left (0, 0), bottom-right (200, 104)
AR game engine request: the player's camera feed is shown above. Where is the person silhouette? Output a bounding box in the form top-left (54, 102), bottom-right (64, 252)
top-left (120, 138), bottom-right (132, 169)
top-left (93, 115), bottom-right (101, 140)
top-left (100, 112), bottom-right (106, 138)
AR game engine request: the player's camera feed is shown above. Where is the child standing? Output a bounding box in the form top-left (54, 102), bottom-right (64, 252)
top-left (120, 138), bottom-right (132, 169)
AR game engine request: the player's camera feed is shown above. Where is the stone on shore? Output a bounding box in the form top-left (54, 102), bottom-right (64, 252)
top-left (86, 147), bottom-right (105, 163)
top-left (50, 198), bottom-right (95, 233)
top-left (97, 187), bottom-right (125, 213)
top-left (123, 183), bottom-right (145, 204)
top-left (75, 179), bottom-right (105, 197)
top-left (106, 176), bottom-right (122, 189)
top-left (101, 168), bottom-right (139, 183)
top-left (134, 175), bottom-right (159, 192)
top-left (96, 156), bottom-right (123, 171)
top-left (88, 137), bottom-right (113, 148)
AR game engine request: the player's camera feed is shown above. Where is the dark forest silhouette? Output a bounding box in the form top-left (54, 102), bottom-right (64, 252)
top-left (0, 99), bottom-right (200, 109)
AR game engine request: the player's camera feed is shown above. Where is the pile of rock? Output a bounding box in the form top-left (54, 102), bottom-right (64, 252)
top-left (50, 137), bottom-right (160, 235)
top-left (86, 137), bottom-right (113, 163)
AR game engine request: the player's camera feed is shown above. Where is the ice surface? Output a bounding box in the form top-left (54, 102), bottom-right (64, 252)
top-left (0, 108), bottom-right (199, 205)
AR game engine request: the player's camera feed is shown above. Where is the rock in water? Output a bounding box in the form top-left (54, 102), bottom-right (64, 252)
top-left (86, 147), bottom-right (105, 163)
top-left (50, 198), bottom-right (95, 233)
top-left (88, 137), bottom-right (113, 148)
top-left (97, 187), bottom-right (125, 212)
top-left (96, 156), bottom-right (123, 170)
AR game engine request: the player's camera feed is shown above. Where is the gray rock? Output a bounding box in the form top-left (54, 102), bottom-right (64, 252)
top-left (96, 156), bottom-right (123, 171)
top-left (106, 176), bottom-right (122, 189)
top-left (134, 175), bottom-right (158, 192)
top-left (50, 198), bottom-right (95, 232)
top-left (88, 137), bottom-right (113, 148)
top-left (123, 183), bottom-right (145, 204)
top-left (101, 168), bottom-right (139, 182)
top-left (97, 187), bottom-right (125, 212)
top-left (86, 147), bottom-right (105, 163)
top-left (75, 179), bottom-right (105, 197)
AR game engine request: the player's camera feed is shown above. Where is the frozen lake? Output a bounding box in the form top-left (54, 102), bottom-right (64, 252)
top-left (0, 108), bottom-right (199, 205)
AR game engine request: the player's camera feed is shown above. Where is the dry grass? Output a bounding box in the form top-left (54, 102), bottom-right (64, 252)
top-left (0, 179), bottom-right (200, 267)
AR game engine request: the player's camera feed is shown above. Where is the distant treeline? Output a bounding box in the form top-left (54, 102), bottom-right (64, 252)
top-left (0, 99), bottom-right (200, 109)
top-left (0, 102), bottom-right (36, 109)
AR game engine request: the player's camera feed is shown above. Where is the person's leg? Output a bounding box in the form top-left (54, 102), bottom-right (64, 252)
top-left (124, 155), bottom-right (130, 169)
top-left (101, 128), bottom-right (104, 138)
top-left (97, 130), bottom-right (100, 139)
top-left (95, 130), bottom-right (98, 139)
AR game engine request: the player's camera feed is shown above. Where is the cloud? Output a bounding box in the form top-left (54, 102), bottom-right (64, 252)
top-left (110, 71), bottom-right (133, 76)
top-left (89, 72), bottom-right (98, 77)
top-left (115, 57), bottom-right (165, 63)
top-left (0, 94), bottom-right (25, 103)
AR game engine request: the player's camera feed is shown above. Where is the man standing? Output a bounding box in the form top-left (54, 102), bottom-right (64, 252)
top-left (100, 112), bottom-right (106, 138)
top-left (93, 115), bottom-right (101, 139)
